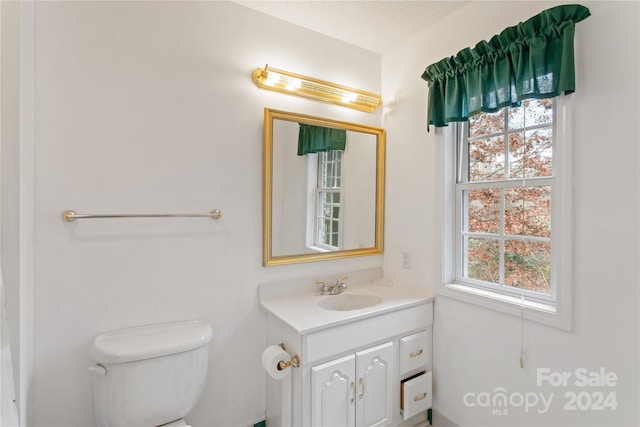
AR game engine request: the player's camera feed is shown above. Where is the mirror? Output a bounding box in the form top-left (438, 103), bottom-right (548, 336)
top-left (263, 109), bottom-right (385, 266)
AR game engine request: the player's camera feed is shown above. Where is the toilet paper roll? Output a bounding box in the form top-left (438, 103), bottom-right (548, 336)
top-left (262, 345), bottom-right (291, 380)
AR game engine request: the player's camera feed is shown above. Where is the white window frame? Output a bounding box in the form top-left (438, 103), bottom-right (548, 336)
top-left (305, 151), bottom-right (344, 252)
top-left (434, 96), bottom-right (573, 331)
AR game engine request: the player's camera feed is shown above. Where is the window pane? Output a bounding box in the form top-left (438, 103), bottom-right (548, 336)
top-left (469, 110), bottom-right (504, 138)
top-left (468, 136), bottom-right (505, 181)
top-left (324, 193), bottom-right (332, 217)
top-left (465, 237), bottom-right (500, 283)
top-left (509, 127), bottom-right (552, 179)
top-left (318, 193), bottom-right (326, 216)
top-left (508, 131), bottom-right (525, 179)
top-left (321, 158), bottom-right (329, 187)
top-left (508, 99), bottom-right (553, 129)
top-left (525, 127), bottom-right (553, 178)
top-left (524, 99), bottom-right (553, 127)
top-left (508, 104), bottom-right (525, 130)
top-left (331, 228), bottom-right (339, 247)
top-left (504, 187), bottom-right (551, 238)
top-left (466, 189), bottom-right (500, 233)
top-left (320, 193), bottom-right (329, 217)
top-left (322, 219), bottom-right (331, 244)
top-left (504, 240), bottom-right (551, 294)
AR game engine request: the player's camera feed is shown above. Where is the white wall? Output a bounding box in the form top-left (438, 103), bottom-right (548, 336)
top-left (342, 131), bottom-right (377, 249)
top-left (382, 1), bottom-right (639, 426)
top-left (28, 2), bottom-right (382, 426)
top-left (1, 3), bottom-right (35, 424)
top-left (1, 0), bottom-right (22, 405)
top-left (271, 119), bottom-right (307, 256)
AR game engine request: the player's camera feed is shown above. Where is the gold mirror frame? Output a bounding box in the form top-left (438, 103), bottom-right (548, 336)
top-left (263, 108), bottom-right (385, 266)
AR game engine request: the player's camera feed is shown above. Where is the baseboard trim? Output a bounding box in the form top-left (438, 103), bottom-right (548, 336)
top-left (247, 417), bottom-right (266, 427)
top-left (431, 406), bottom-right (461, 427)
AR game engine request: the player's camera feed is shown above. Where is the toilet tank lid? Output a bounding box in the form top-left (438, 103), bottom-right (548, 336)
top-left (90, 320), bottom-right (213, 364)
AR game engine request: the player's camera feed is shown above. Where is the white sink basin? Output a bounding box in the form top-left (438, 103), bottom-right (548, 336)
top-left (318, 293), bottom-right (383, 311)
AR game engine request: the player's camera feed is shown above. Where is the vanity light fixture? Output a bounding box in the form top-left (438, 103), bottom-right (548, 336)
top-left (252, 65), bottom-right (382, 113)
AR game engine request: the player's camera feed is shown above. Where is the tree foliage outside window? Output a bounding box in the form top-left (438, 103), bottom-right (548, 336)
top-left (458, 99), bottom-right (554, 296)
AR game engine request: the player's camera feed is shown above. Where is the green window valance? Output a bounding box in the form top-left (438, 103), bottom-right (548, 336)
top-left (421, 4), bottom-right (590, 129)
top-left (297, 124), bottom-right (347, 156)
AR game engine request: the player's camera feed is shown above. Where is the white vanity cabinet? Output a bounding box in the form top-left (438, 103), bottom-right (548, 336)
top-left (311, 342), bottom-right (394, 427)
top-left (260, 282), bottom-right (435, 427)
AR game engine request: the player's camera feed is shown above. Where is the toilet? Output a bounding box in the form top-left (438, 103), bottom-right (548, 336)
top-left (89, 320), bottom-right (213, 427)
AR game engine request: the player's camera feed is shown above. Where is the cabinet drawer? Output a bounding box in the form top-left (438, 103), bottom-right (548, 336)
top-left (399, 328), bottom-right (431, 375)
top-left (401, 371), bottom-right (432, 420)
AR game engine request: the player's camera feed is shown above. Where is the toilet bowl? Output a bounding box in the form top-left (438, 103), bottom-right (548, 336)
top-left (89, 320), bottom-right (213, 427)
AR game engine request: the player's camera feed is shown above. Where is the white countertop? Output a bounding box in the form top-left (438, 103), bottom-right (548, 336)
top-left (260, 283), bottom-right (435, 334)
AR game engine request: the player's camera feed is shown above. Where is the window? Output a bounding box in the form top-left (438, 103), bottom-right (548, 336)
top-left (458, 99), bottom-right (554, 299)
top-left (437, 97), bottom-right (572, 330)
top-left (313, 150), bottom-right (343, 250)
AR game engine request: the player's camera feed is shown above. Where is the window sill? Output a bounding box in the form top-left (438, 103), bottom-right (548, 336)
top-left (436, 283), bottom-right (572, 331)
top-left (306, 245), bottom-right (331, 253)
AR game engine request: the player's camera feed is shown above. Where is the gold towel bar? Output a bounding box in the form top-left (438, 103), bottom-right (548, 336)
top-left (61, 209), bottom-right (222, 222)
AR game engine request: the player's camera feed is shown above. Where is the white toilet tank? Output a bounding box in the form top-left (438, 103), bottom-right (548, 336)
top-left (90, 320), bottom-right (213, 427)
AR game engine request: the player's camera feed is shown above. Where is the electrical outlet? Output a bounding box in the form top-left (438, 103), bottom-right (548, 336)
top-left (401, 251), bottom-right (411, 269)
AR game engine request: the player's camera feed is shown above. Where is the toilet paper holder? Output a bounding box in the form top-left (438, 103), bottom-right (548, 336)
top-left (277, 343), bottom-right (300, 371)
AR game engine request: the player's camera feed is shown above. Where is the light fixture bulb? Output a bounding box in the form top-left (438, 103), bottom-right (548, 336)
top-left (286, 77), bottom-right (301, 91)
top-left (264, 71), bottom-right (281, 87)
top-left (341, 92), bottom-right (357, 103)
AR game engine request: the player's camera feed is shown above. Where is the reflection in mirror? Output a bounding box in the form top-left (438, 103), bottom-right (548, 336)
top-left (263, 109), bottom-right (385, 266)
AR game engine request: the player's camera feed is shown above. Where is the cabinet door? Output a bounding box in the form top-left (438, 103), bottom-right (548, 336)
top-left (355, 342), bottom-right (394, 427)
top-left (311, 354), bottom-right (356, 427)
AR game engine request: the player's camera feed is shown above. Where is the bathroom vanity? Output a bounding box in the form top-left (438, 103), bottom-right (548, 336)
top-left (260, 273), bottom-right (434, 427)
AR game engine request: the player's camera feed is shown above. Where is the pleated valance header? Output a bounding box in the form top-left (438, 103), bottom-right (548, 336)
top-left (297, 124), bottom-right (347, 156)
top-left (421, 4), bottom-right (591, 129)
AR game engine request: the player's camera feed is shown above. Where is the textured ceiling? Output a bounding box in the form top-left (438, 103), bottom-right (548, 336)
top-left (233, 0), bottom-right (469, 54)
